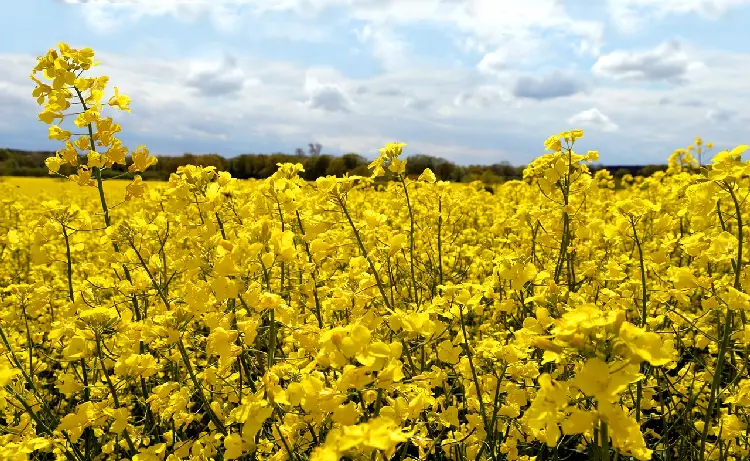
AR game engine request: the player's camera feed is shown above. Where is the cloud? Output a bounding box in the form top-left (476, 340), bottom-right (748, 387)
top-left (592, 40), bottom-right (702, 84)
top-left (304, 73), bottom-right (352, 113)
top-left (513, 71), bottom-right (589, 100)
top-left (477, 49), bottom-right (511, 75)
top-left (567, 108), bottom-right (619, 132)
top-left (186, 55), bottom-right (254, 97)
top-left (706, 108), bottom-right (737, 123)
top-left (5, 0), bottom-right (750, 166)
top-left (356, 85), bottom-right (408, 98)
top-left (62, 1), bottom-right (256, 34)
top-left (476, 37), bottom-right (544, 76)
top-left (0, 91), bottom-right (36, 132)
top-left (185, 119), bottom-right (230, 141)
top-left (65, 0), bottom-right (607, 63)
top-left (375, 88), bottom-right (404, 97)
top-left (659, 96), bottom-right (706, 107)
top-left (454, 86), bottom-right (512, 109)
top-left (403, 97), bottom-right (433, 111)
top-left (354, 23), bottom-right (410, 71)
top-left (410, 141), bottom-right (512, 163)
top-left (607, 0), bottom-right (750, 32)
top-left (313, 134), bottom-right (390, 156)
top-left (681, 99), bottom-right (707, 107)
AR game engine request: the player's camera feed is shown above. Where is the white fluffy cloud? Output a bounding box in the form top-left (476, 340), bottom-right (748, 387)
top-left (593, 40), bottom-right (704, 83)
top-left (607, 0), bottom-right (750, 32)
top-left (186, 55), bottom-right (257, 97)
top-left (568, 108), bottom-right (619, 132)
top-left (5, 0), bottom-right (750, 164)
top-left (513, 71), bottom-right (589, 100)
top-left (304, 76), bottom-right (353, 113)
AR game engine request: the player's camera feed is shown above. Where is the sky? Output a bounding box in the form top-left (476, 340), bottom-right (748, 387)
top-left (1, 0), bottom-right (749, 166)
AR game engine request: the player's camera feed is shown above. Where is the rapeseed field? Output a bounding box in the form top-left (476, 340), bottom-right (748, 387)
top-left (1, 42), bottom-right (748, 461)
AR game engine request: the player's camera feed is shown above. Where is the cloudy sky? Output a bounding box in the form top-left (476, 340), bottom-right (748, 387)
top-left (1, 0), bottom-right (749, 165)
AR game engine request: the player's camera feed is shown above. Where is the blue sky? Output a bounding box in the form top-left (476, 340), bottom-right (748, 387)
top-left (1, 0), bottom-right (749, 165)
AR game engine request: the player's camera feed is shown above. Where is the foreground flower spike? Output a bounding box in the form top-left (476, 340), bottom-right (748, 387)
top-left (30, 42), bottom-right (156, 200)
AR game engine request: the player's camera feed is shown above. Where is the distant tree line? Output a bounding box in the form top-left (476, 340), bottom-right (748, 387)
top-left (0, 146), bottom-right (668, 183)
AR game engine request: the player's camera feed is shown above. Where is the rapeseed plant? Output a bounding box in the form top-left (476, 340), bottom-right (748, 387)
top-left (0, 42), bottom-right (748, 461)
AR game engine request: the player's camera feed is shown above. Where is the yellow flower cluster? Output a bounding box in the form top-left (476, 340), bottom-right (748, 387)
top-left (0, 43), bottom-right (749, 461)
top-left (31, 43), bottom-right (158, 201)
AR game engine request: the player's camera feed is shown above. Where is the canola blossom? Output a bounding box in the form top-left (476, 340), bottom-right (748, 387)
top-left (0, 42), bottom-right (749, 461)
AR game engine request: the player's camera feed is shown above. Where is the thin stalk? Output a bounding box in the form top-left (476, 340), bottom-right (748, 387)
top-left (699, 186), bottom-right (743, 460)
top-left (631, 220), bottom-right (648, 326)
top-left (554, 147), bottom-right (573, 284)
top-left (176, 338), bottom-right (228, 435)
top-left (458, 306), bottom-right (492, 461)
top-left (258, 257), bottom-right (277, 369)
top-left (295, 210), bottom-right (324, 328)
top-left (600, 420), bottom-right (610, 461)
top-left (8, 389), bottom-right (83, 461)
top-left (0, 325), bottom-right (59, 427)
top-left (62, 223), bottom-right (75, 302)
top-left (593, 427), bottom-right (599, 461)
top-left (80, 357), bottom-right (92, 461)
top-left (400, 177), bottom-right (418, 304)
top-left (95, 334), bottom-right (137, 455)
top-left (337, 195), bottom-right (392, 310)
top-left (631, 219), bottom-right (648, 423)
top-left (437, 196), bottom-right (444, 286)
top-left (269, 308), bottom-right (277, 369)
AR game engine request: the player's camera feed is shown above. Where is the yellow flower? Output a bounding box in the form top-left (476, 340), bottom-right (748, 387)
top-left (44, 156), bottom-right (63, 174)
top-left (38, 107), bottom-right (62, 124)
top-left (108, 86), bottom-right (132, 112)
top-left (572, 358), bottom-right (642, 402)
top-left (128, 145), bottom-right (158, 172)
top-left (0, 365), bottom-right (21, 387)
top-left (73, 107), bottom-right (100, 128)
top-left (124, 175), bottom-right (148, 201)
top-left (114, 353), bottom-right (158, 378)
top-left (87, 150), bottom-right (106, 169)
top-left (617, 322), bottom-right (675, 366)
top-left (388, 157), bottom-right (407, 175)
top-left (418, 168), bottom-right (436, 183)
top-left (224, 433), bottom-right (249, 460)
top-left (48, 124), bottom-right (71, 141)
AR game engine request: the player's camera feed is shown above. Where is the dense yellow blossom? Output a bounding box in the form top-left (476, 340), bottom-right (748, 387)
top-left (0, 41), bottom-right (748, 461)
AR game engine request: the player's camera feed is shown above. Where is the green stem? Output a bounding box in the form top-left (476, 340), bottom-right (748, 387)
top-left (600, 420), bottom-right (610, 461)
top-left (95, 334), bottom-right (137, 455)
top-left (8, 388), bottom-right (84, 461)
top-left (72, 87), bottom-right (114, 232)
top-left (268, 308), bottom-right (276, 369)
top-left (295, 210), bottom-right (324, 328)
top-left (699, 186), bottom-right (743, 460)
top-left (0, 324), bottom-right (59, 427)
top-left (458, 306), bottom-right (492, 461)
top-left (337, 195), bottom-right (392, 310)
top-left (400, 177), bottom-right (418, 304)
top-left (437, 196), bottom-right (444, 286)
top-left (80, 357), bottom-right (92, 461)
top-left (631, 220), bottom-right (648, 326)
top-left (62, 223), bottom-right (75, 302)
top-left (554, 147), bottom-right (573, 284)
top-left (177, 338), bottom-right (228, 435)
top-left (631, 219), bottom-right (648, 423)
